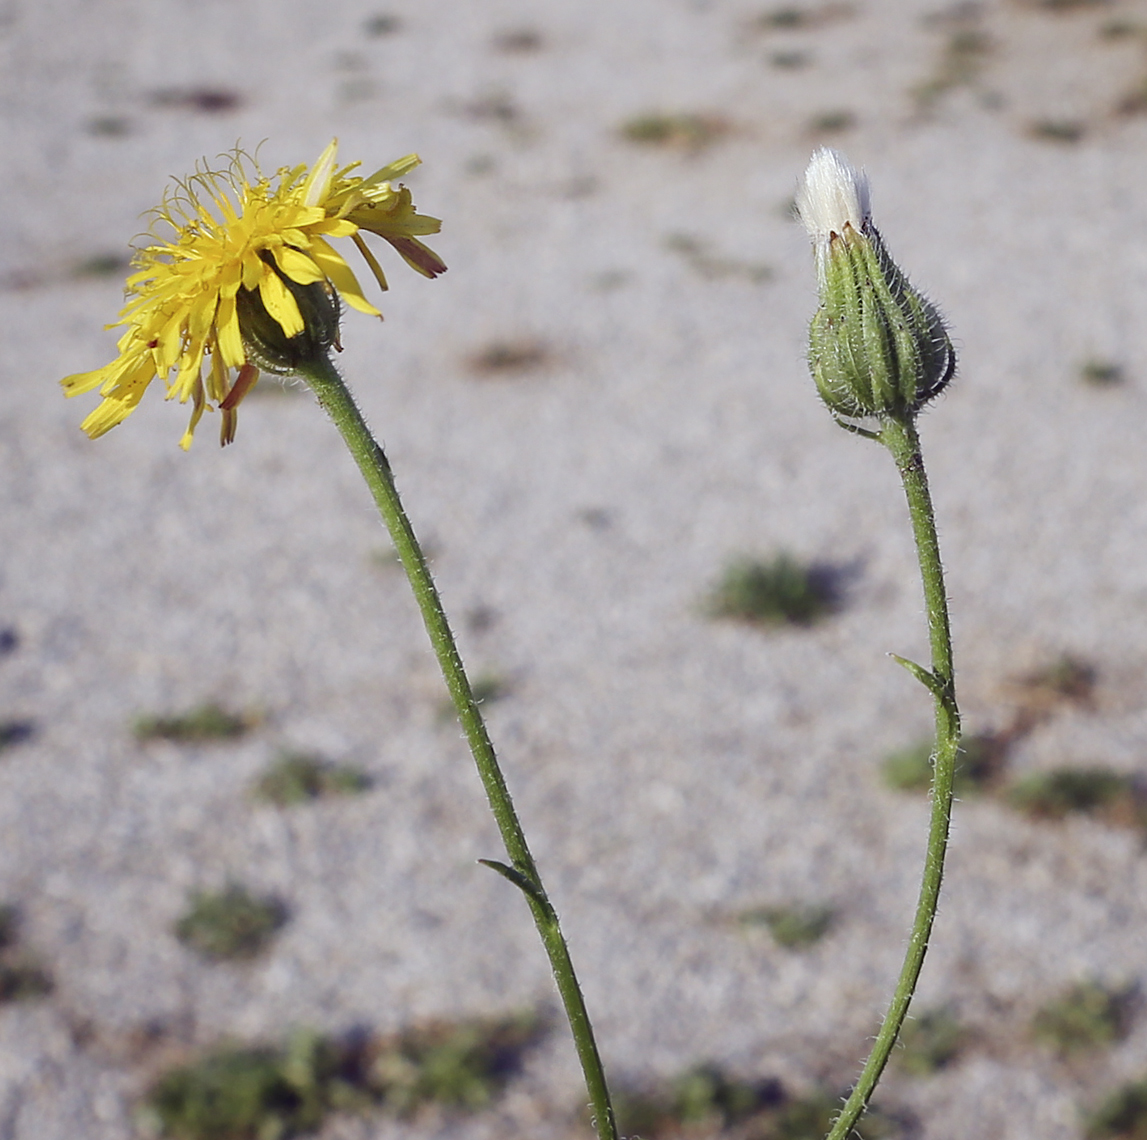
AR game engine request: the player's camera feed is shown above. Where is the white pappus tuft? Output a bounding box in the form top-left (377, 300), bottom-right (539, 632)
top-left (796, 147), bottom-right (871, 240)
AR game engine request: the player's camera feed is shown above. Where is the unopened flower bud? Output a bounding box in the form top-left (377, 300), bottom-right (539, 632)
top-left (235, 254), bottom-right (342, 375)
top-left (796, 148), bottom-right (954, 421)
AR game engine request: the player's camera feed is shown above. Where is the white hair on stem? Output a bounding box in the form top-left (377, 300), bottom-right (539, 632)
top-left (796, 147), bottom-right (871, 240)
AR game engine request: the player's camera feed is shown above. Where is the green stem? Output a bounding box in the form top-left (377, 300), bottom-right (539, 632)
top-left (826, 414), bottom-right (961, 1140)
top-left (300, 354), bottom-right (618, 1140)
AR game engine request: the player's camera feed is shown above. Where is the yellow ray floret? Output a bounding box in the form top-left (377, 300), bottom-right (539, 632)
top-left (61, 139), bottom-right (445, 449)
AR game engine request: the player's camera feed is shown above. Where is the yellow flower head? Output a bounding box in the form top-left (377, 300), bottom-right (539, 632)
top-left (61, 140), bottom-right (446, 449)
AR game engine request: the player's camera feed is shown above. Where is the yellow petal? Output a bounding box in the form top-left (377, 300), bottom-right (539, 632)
top-left (273, 245), bottom-right (324, 285)
top-left (258, 266), bottom-right (305, 336)
top-left (309, 237), bottom-right (382, 316)
top-left (301, 139), bottom-right (339, 207)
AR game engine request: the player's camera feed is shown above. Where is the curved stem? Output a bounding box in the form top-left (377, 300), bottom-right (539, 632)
top-left (300, 354), bottom-right (618, 1140)
top-left (827, 414), bottom-right (961, 1140)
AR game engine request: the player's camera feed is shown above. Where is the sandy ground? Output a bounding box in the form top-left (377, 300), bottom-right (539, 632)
top-left (5, 0), bottom-right (1147, 1137)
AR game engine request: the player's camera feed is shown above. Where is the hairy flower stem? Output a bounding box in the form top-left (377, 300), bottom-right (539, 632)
top-left (827, 414), bottom-right (961, 1140)
top-left (299, 353), bottom-right (618, 1140)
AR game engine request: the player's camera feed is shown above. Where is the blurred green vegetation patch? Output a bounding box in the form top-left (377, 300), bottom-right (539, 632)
top-left (72, 252), bottom-right (132, 279)
top-left (0, 904), bottom-right (52, 1003)
top-left (144, 1014), bottom-right (542, 1139)
top-left (1080, 360), bottom-right (1126, 387)
top-left (1027, 119), bottom-right (1087, 144)
top-left (1088, 1078), bottom-right (1147, 1139)
top-left (620, 112), bottom-right (730, 150)
top-left (663, 233), bottom-right (773, 283)
top-left (754, 3), bottom-right (854, 30)
top-left (363, 13), bottom-right (401, 36)
top-left (913, 19), bottom-right (992, 111)
top-left (467, 339), bottom-right (549, 375)
top-left (897, 1008), bottom-right (966, 1075)
top-left (1006, 768), bottom-right (1147, 830)
top-left (253, 752), bottom-right (370, 807)
top-left (135, 703), bottom-right (258, 744)
top-left (708, 554), bottom-right (840, 628)
top-left (175, 885), bottom-right (288, 961)
top-left (614, 1067), bottom-right (894, 1140)
top-left (739, 903), bottom-right (834, 949)
top-left (1033, 981), bottom-right (1134, 1056)
top-left (808, 109), bottom-right (857, 134)
top-left (882, 732), bottom-right (1005, 795)
top-left (492, 28), bottom-right (543, 52)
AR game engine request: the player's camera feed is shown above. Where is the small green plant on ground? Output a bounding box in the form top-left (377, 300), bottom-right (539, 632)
top-left (1081, 360), bottom-right (1125, 386)
top-left (467, 339), bottom-right (549, 375)
top-left (253, 752), bottom-right (370, 806)
top-left (708, 554), bottom-right (838, 628)
top-left (1027, 119), bottom-right (1087, 144)
top-left (175, 885), bottom-right (287, 961)
top-left (896, 1008), bottom-right (966, 1075)
top-left (619, 112), bottom-right (729, 150)
top-left (1006, 768), bottom-right (1146, 829)
top-left (144, 1015), bottom-right (541, 1140)
top-left (1088, 1079), bottom-right (1147, 1139)
top-left (614, 1069), bottom-right (895, 1140)
top-left (1033, 981), bottom-right (1133, 1056)
top-left (739, 903), bottom-right (834, 948)
top-left (135, 702), bottom-right (256, 743)
top-left (371, 1013), bottom-right (540, 1114)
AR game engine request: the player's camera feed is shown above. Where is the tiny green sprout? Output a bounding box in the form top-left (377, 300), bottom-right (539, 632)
top-left (143, 1015), bottom-right (540, 1140)
top-left (1033, 981), bottom-right (1132, 1055)
top-left (897, 1008), bottom-right (966, 1075)
top-left (144, 1036), bottom-right (334, 1140)
top-left (809, 109), bottom-right (857, 134)
top-left (74, 252), bottom-right (132, 279)
top-left (135, 703), bottom-right (255, 744)
top-left (1099, 19), bottom-right (1140, 39)
top-left (708, 554), bottom-right (839, 628)
top-left (467, 339), bottom-right (549, 375)
top-left (0, 958), bottom-right (54, 1002)
top-left (741, 903), bottom-right (835, 948)
top-left (1006, 768), bottom-right (1144, 827)
top-left (363, 13), bottom-right (400, 36)
top-left (619, 112), bottom-right (729, 150)
top-left (913, 27), bottom-right (992, 110)
top-left (253, 752), bottom-right (370, 807)
top-left (771, 50), bottom-right (812, 68)
top-left (883, 733), bottom-right (1003, 794)
top-left (369, 1012), bottom-right (541, 1115)
top-left (761, 5), bottom-right (808, 27)
top-left (175, 885), bottom-right (287, 961)
top-left (1033, 0), bottom-right (1110, 11)
top-left (1081, 360), bottom-right (1125, 386)
top-left (1027, 119), bottom-right (1087, 144)
top-left (1087, 1078), bottom-right (1147, 1139)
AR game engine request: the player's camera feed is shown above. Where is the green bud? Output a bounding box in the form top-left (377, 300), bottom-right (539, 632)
top-left (235, 253), bottom-right (342, 375)
top-left (798, 149), bottom-right (954, 422)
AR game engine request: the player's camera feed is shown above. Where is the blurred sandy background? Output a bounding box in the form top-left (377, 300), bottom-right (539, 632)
top-left (4, 0), bottom-right (1147, 1137)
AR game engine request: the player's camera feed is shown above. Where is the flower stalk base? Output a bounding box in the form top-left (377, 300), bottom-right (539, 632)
top-left (298, 353), bottom-right (618, 1140)
top-left (826, 413), bottom-right (961, 1140)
